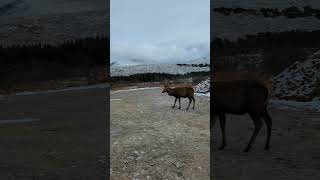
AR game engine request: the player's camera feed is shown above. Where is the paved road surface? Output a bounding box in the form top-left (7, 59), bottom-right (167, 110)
top-left (0, 85), bottom-right (109, 180)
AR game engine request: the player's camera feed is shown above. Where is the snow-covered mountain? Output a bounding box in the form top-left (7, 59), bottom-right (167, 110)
top-left (110, 62), bottom-right (210, 77)
top-left (110, 55), bottom-right (210, 77)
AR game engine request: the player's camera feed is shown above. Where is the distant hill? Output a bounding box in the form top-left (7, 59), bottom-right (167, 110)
top-left (110, 56), bottom-right (210, 77)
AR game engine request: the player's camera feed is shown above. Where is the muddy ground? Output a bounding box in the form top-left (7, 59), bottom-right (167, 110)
top-left (111, 87), bottom-right (320, 180)
top-left (111, 87), bottom-right (210, 180)
top-left (0, 86), bottom-right (109, 180)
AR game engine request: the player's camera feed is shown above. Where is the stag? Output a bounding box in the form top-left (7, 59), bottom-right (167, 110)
top-left (211, 80), bottom-right (273, 152)
top-left (162, 84), bottom-right (195, 110)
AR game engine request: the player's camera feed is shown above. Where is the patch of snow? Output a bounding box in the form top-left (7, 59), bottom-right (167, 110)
top-left (110, 63), bottom-right (209, 77)
top-left (195, 78), bottom-right (210, 94)
top-left (195, 92), bottom-right (210, 97)
top-left (274, 53), bottom-right (320, 100)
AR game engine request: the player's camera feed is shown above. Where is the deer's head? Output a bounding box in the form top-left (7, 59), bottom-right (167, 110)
top-left (162, 80), bottom-right (170, 93)
top-left (162, 84), bottom-right (169, 93)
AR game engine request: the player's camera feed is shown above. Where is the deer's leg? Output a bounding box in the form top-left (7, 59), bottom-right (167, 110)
top-left (186, 97), bottom-right (192, 110)
top-left (192, 96), bottom-right (195, 109)
top-left (218, 113), bottom-right (227, 150)
top-left (262, 109), bottom-right (272, 150)
top-left (172, 98), bottom-right (177, 109)
top-left (244, 113), bottom-right (263, 152)
top-left (178, 98), bottom-right (181, 109)
top-left (210, 114), bottom-right (217, 129)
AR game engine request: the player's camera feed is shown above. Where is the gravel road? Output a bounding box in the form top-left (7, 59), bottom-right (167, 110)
top-left (111, 87), bottom-right (210, 180)
top-left (211, 107), bottom-right (320, 180)
top-left (111, 87), bottom-right (320, 180)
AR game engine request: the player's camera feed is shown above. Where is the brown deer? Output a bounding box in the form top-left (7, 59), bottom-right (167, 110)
top-left (162, 84), bottom-right (195, 110)
top-left (211, 80), bottom-right (273, 152)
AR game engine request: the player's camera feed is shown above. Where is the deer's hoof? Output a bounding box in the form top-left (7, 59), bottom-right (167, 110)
top-left (178, 107), bottom-right (181, 109)
top-left (172, 106), bottom-right (175, 109)
top-left (218, 145), bottom-right (225, 150)
top-left (264, 145), bottom-right (270, 151)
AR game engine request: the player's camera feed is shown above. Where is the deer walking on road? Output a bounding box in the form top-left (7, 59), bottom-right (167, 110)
top-left (162, 84), bottom-right (195, 111)
top-left (212, 80), bottom-right (273, 152)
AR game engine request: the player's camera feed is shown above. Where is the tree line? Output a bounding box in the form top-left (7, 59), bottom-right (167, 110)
top-left (213, 30), bottom-right (320, 51)
top-left (176, 63), bottom-right (209, 67)
top-left (212, 30), bottom-right (320, 75)
top-left (214, 6), bottom-right (320, 19)
top-left (0, 36), bottom-right (109, 88)
top-left (110, 71), bottom-right (210, 83)
top-left (0, 36), bottom-right (109, 67)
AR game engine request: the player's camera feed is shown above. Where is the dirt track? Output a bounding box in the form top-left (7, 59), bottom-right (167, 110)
top-left (111, 87), bottom-right (210, 180)
top-left (111, 87), bottom-right (320, 180)
top-left (211, 107), bottom-right (320, 180)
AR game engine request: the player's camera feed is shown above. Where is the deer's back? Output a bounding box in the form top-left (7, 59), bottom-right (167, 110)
top-left (212, 80), bottom-right (269, 114)
top-left (172, 86), bottom-right (194, 97)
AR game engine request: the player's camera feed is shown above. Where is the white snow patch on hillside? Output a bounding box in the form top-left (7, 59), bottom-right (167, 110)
top-left (274, 55), bottom-right (320, 100)
top-left (195, 78), bottom-right (210, 94)
top-left (110, 63), bottom-right (209, 77)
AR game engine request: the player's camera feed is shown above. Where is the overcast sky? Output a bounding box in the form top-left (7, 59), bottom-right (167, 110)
top-left (111, 0), bottom-right (210, 65)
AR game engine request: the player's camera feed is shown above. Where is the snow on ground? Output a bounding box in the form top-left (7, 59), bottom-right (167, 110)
top-left (274, 54), bottom-right (320, 100)
top-left (195, 92), bottom-right (210, 97)
top-left (110, 63), bottom-right (209, 77)
top-left (193, 74), bottom-right (320, 111)
top-left (195, 78), bottom-right (210, 94)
